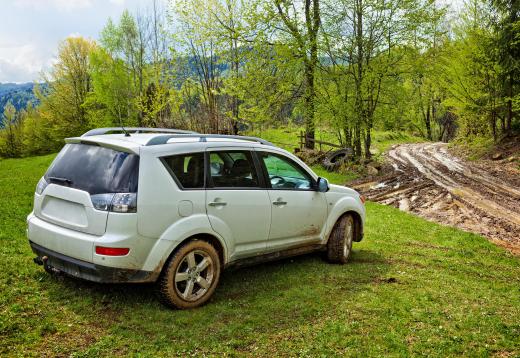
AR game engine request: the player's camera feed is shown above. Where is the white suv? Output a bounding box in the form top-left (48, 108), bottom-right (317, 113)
top-left (27, 128), bottom-right (365, 309)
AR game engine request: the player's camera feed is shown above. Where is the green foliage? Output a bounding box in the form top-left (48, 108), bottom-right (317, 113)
top-left (86, 47), bottom-right (138, 128)
top-left (1, 155), bottom-right (519, 355)
top-left (0, 101), bottom-right (23, 157)
top-left (0, 0), bottom-right (518, 158)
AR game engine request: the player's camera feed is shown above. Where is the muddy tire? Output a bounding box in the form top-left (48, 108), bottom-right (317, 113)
top-left (327, 214), bottom-right (355, 264)
top-left (156, 240), bottom-right (221, 309)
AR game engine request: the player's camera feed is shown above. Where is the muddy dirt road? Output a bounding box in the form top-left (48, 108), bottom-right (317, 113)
top-left (351, 143), bottom-right (520, 254)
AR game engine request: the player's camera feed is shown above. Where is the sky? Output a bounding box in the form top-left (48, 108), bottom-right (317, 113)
top-left (0, 0), bottom-right (463, 84)
top-left (0, 0), bottom-right (165, 83)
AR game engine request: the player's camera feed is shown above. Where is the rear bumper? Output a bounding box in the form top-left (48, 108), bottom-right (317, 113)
top-left (30, 241), bottom-right (158, 283)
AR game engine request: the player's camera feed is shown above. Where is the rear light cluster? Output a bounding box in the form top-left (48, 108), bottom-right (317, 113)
top-left (90, 193), bottom-right (137, 213)
top-left (35, 177), bottom-right (48, 195)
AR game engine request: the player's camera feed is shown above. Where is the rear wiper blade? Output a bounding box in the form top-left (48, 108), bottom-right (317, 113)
top-left (48, 176), bottom-right (73, 185)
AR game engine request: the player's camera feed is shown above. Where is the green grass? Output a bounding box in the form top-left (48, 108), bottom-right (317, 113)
top-left (247, 126), bottom-right (423, 155)
top-left (1, 154), bottom-right (519, 356)
top-left (369, 130), bottom-right (424, 155)
top-left (450, 136), bottom-right (496, 161)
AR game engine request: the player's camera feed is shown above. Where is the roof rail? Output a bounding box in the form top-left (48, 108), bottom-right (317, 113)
top-left (146, 134), bottom-right (274, 146)
top-left (81, 127), bottom-right (197, 137)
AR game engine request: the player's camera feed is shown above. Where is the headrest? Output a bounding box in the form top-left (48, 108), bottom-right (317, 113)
top-left (230, 159), bottom-right (251, 177)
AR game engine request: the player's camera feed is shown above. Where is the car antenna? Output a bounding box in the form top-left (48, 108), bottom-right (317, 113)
top-left (119, 117), bottom-right (131, 137)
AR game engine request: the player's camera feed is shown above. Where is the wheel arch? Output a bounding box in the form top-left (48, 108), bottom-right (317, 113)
top-left (141, 215), bottom-right (229, 280)
top-left (145, 232), bottom-right (227, 281)
top-left (324, 197), bottom-right (365, 244)
top-left (186, 233), bottom-right (226, 267)
top-left (344, 210), bottom-right (363, 242)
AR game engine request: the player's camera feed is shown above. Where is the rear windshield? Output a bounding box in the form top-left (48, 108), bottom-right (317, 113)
top-left (45, 143), bottom-right (139, 195)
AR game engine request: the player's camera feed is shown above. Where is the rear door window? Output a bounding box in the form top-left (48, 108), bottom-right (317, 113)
top-left (208, 151), bottom-right (260, 188)
top-left (162, 152), bottom-right (205, 189)
top-left (45, 143), bottom-right (139, 194)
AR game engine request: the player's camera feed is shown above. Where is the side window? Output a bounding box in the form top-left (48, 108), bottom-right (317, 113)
top-left (163, 152), bottom-right (205, 189)
top-left (209, 151), bottom-right (260, 188)
top-left (259, 152), bottom-right (313, 190)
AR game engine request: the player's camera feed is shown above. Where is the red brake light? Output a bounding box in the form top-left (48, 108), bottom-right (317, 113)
top-left (360, 195), bottom-right (366, 204)
top-left (95, 246), bottom-right (130, 256)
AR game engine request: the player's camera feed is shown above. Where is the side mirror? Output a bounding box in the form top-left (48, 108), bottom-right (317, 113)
top-left (317, 177), bottom-right (329, 192)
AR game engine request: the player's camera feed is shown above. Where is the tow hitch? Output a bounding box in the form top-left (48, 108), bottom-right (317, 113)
top-left (33, 255), bottom-right (61, 274)
top-left (33, 256), bottom-right (44, 265)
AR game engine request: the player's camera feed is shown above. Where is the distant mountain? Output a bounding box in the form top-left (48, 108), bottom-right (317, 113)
top-left (0, 82), bottom-right (41, 116)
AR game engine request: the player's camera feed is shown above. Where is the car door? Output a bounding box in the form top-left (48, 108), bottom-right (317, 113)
top-left (256, 150), bottom-right (328, 252)
top-left (205, 148), bottom-right (271, 260)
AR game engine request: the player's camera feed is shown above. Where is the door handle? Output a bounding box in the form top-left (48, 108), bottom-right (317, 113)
top-left (208, 201), bottom-right (227, 207)
top-left (272, 199), bottom-right (287, 206)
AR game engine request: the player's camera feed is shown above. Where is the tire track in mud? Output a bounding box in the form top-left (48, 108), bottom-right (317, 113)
top-left (351, 143), bottom-right (520, 254)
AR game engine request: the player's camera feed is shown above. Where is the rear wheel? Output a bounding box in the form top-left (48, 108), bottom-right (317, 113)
top-left (156, 240), bottom-right (221, 309)
top-left (327, 214), bottom-right (354, 264)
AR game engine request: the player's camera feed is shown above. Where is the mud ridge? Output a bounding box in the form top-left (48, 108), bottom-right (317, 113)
top-left (351, 143), bottom-right (520, 255)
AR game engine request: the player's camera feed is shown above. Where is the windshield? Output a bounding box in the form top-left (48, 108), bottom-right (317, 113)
top-left (45, 143), bottom-right (139, 195)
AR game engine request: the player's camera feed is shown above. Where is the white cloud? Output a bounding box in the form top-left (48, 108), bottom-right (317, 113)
top-left (14, 0), bottom-right (93, 12)
top-left (0, 44), bottom-right (54, 83)
top-left (0, 59), bottom-right (38, 83)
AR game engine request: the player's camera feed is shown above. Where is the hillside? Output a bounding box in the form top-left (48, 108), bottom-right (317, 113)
top-left (0, 82), bottom-right (40, 115)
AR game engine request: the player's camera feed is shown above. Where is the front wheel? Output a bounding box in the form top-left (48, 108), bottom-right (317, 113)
top-left (327, 214), bottom-right (355, 264)
top-left (156, 240), bottom-right (221, 309)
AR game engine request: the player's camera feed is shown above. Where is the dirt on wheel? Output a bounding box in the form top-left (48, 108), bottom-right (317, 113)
top-left (351, 142), bottom-right (520, 254)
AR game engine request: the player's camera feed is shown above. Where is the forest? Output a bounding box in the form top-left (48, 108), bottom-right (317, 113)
top-left (0, 0), bottom-right (518, 160)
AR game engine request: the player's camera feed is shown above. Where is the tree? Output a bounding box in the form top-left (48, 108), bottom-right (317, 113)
top-left (321, 0), bottom-right (440, 159)
top-left (174, 0), bottom-right (229, 133)
top-left (441, 0), bottom-right (504, 140)
top-left (87, 46), bottom-right (137, 128)
top-left (492, 0), bottom-right (520, 135)
top-left (0, 101), bottom-right (23, 157)
top-left (38, 36), bottom-right (96, 141)
top-left (269, 0), bottom-right (321, 148)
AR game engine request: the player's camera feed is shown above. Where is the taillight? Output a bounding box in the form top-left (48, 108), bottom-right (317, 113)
top-left (95, 246), bottom-right (130, 256)
top-left (90, 193), bottom-right (137, 213)
top-left (35, 177), bottom-right (48, 195)
top-left (359, 195), bottom-right (366, 204)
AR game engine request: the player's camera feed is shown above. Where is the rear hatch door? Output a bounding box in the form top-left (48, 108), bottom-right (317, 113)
top-left (34, 143), bottom-right (139, 235)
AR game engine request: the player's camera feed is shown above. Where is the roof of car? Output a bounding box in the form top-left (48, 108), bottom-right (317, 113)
top-left (63, 127), bottom-right (318, 180)
top-left (65, 128), bottom-right (274, 153)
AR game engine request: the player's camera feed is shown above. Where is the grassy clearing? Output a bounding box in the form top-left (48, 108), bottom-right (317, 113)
top-left (247, 126), bottom-right (423, 183)
top-left (1, 154), bottom-right (519, 356)
top-left (451, 136), bottom-right (520, 171)
top-left (247, 126), bottom-right (423, 155)
top-left (450, 136), bottom-right (496, 161)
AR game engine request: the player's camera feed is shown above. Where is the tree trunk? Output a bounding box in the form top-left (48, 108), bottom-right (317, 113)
top-left (353, 124), bottom-right (362, 159)
top-left (506, 75), bottom-right (513, 135)
top-left (491, 110), bottom-right (497, 142)
top-left (303, 0), bottom-right (320, 149)
top-left (304, 61), bottom-right (316, 149)
top-left (353, 0), bottom-right (364, 159)
top-left (425, 101), bottom-right (432, 140)
top-left (364, 129), bottom-right (371, 160)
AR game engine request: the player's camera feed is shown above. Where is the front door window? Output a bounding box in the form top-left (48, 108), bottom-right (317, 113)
top-left (259, 152), bottom-right (313, 190)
